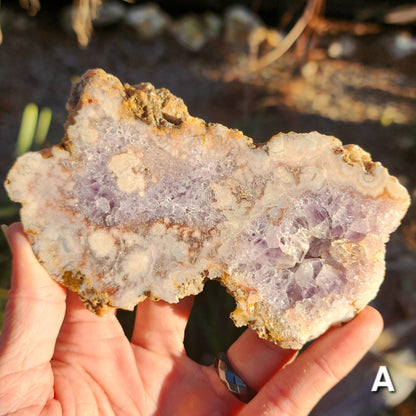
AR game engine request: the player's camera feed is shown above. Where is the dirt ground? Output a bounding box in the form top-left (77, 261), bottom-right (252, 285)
top-left (0, 7), bottom-right (415, 416)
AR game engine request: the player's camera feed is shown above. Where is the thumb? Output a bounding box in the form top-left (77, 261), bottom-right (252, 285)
top-left (0, 223), bottom-right (66, 374)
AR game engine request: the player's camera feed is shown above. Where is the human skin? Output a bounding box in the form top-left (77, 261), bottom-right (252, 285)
top-left (0, 223), bottom-right (383, 416)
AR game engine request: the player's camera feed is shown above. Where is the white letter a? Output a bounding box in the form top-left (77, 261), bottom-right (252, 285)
top-left (371, 366), bottom-right (395, 392)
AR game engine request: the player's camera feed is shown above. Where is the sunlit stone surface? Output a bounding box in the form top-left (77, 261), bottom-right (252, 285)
top-left (5, 69), bottom-right (410, 348)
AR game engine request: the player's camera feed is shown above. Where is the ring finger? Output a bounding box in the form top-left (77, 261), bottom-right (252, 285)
top-left (225, 328), bottom-right (298, 391)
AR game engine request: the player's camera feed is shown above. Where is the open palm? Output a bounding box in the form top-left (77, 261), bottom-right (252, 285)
top-left (0, 223), bottom-right (383, 416)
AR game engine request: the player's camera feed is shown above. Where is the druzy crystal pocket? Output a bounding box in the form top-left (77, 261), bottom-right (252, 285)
top-left (5, 69), bottom-right (410, 348)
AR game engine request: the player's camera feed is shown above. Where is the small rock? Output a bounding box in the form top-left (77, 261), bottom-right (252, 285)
top-left (301, 61), bottom-right (319, 79)
top-left (224, 4), bottom-right (263, 45)
top-left (93, 1), bottom-right (126, 27)
top-left (386, 31), bottom-right (416, 59)
top-left (328, 36), bottom-right (356, 59)
top-left (170, 15), bottom-right (207, 52)
top-left (202, 12), bottom-right (222, 39)
top-left (124, 3), bottom-right (170, 39)
top-left (248, 26), bottom-right (283, 53)
top-left (169, 12), bottom-right (222, 52)
top-left (381, 349), bottom-right (416, 407)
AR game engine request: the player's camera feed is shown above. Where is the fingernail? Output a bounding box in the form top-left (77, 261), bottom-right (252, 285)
top-left (1, 224), bottom-right (11, 249)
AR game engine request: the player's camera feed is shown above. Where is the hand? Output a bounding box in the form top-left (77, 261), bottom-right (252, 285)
top-left (0, 223), bottom-right (383, 416)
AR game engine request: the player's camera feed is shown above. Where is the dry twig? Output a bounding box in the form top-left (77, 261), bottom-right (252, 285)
top-left (249, 0), bottom-right (324, 72)
top-left (19, 0), bottom-right (41, 16)
top-left (72, 0), bottom-right (102, 47)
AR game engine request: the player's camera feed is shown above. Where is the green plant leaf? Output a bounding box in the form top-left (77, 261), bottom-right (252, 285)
top-left (15, 103), bottom-right (38, 157)
top-left (34, 107), bottom-right (52, 148)
top-left (0, 205), bottom-right (19, 219)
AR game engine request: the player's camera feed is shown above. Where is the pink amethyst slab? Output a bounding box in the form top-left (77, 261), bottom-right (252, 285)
top-left (5, 69), bottom-right (410, 348)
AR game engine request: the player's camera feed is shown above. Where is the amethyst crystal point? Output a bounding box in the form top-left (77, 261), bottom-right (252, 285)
top-left (5, 69), bottom-right (410, 348)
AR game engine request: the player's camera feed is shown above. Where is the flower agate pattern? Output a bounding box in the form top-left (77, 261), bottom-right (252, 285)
top-left (5, 69), bottom-right (410, 348)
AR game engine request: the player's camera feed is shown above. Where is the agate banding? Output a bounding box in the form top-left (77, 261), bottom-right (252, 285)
top-left (5, 69), bottom-right (410, 348)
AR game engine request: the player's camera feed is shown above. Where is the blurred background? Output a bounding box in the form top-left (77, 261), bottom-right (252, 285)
top-left (0, 0), bottom-right (415, 414)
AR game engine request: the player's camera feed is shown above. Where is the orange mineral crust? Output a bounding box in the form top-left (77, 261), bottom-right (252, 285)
top-left (5, 69), bottom-right (410, 348)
